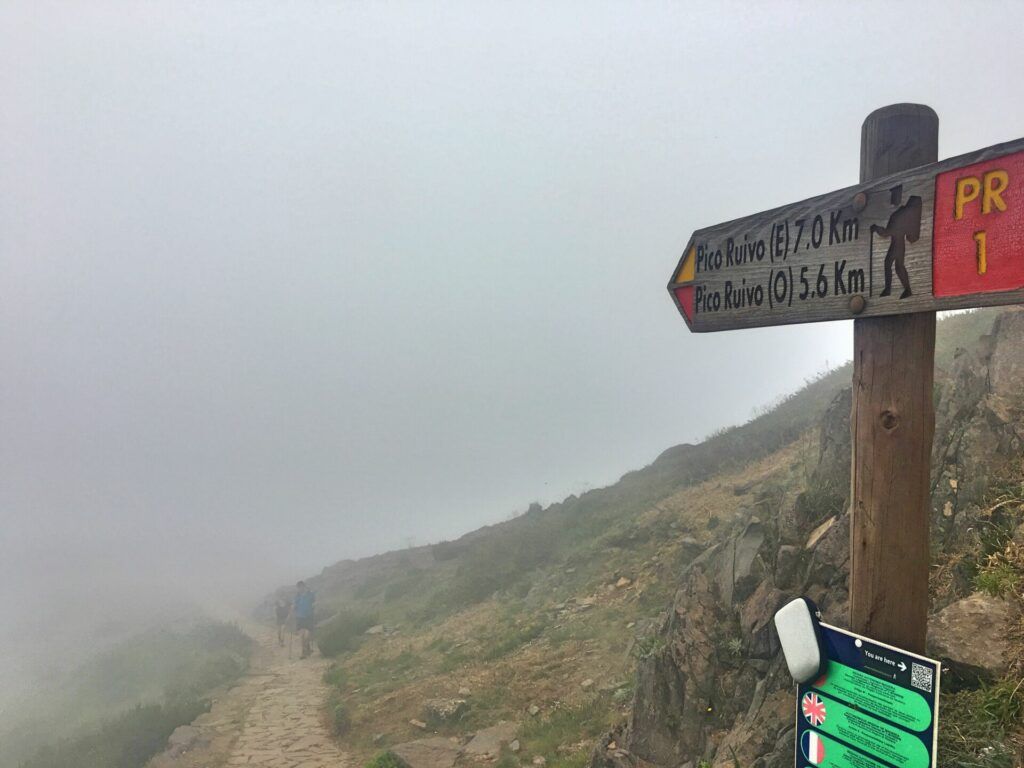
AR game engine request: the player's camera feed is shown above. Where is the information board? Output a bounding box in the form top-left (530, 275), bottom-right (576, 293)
top-left (668, 138), bottom-right (1024, 332)
top-left (794, 623), bottom-right (940, 768)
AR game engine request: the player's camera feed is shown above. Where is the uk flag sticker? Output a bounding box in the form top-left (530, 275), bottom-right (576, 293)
top-left (801, 692), bottom-right (827, 727)
top-left (800, 730), bottom-right (826, 765)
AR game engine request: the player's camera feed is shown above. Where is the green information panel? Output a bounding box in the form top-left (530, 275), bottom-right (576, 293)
top-left (795, 623), bottom-right (940, 767)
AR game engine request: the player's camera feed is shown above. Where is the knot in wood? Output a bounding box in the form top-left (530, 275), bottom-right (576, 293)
top-left (880, 409), bottom-right (899, 431)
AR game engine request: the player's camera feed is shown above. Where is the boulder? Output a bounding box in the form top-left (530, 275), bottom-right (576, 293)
top-left (423, 698), bottom-right (469, 727)
top-left (463, 722), bottom-right (519, 758)
top-left (794, 388), bottom-right (851, 536)
top-left (627, 566), bottom-right (722, 764)
top-left (390, 737), bottom-right (462, 768)
top-left (716, 519), bottom-right (768, 607)
top-left (165, 725), bottom-right (202, 757)
top-left (366, 624), bottom-right (386, 635)
top-left (927, 592), bottom-right (1016, 687)
top-left (774, 545), bottom-right (802, 589)
top-left (677, 537), bottom-right (705, 563)
top-left (588, 728), bottom-right (637, 768)
top-left (988, 309), bottom-right (1024, 398)
top-left (738, 581), bottom-right (787, 659)
top-left (804, 512), bottom-right (849, 588)
top-left (711, 686), bottom-right (792, 768)
top-left (731, 519), bottom-right (768, 602)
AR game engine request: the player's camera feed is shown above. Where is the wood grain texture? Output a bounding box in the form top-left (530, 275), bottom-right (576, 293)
top-left (849, 104), bottom-right (937, 654)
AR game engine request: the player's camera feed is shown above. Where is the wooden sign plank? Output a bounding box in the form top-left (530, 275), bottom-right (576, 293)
top-left (668, 137), bottom-right (1024, 332)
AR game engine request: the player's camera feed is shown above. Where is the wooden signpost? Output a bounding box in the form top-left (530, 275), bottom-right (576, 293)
top-left (667, 104), bottom-right (1023, 766)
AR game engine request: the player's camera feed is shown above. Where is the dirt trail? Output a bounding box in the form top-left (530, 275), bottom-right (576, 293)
top-left (150, 625), bottom-right (352, 768)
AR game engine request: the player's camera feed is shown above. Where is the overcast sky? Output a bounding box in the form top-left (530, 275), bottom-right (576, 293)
top-left (3, 1), bottom-right (1024, 671)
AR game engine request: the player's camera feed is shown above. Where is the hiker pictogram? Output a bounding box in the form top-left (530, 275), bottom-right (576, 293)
top-left (871, 194), bottom-right (923, 299)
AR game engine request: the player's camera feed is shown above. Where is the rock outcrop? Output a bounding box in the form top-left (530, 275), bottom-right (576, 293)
top-left (390, 737), bottom-right (462, 768)
top-left (927, 592), bottom-right (1016, 687)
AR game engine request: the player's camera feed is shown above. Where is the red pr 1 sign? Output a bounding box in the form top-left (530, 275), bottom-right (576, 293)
top-left (933, 150), bottom-right (1024, 298)
top-left (667, 138), bottom-right (1024, 332)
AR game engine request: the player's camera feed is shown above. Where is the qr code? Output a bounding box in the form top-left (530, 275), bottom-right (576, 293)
top-left (911, 662), bottom-right (934, 693)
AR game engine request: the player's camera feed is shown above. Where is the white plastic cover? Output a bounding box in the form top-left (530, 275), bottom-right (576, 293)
top-left (774, 597), bottom-right (823, 684)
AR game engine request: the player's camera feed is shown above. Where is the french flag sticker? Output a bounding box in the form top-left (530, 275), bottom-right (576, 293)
top-left (801, 730), bottom-right (826, 765)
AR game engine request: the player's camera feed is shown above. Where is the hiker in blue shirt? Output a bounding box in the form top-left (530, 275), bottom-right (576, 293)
top-left (294, 581), bottom-right (315, 658)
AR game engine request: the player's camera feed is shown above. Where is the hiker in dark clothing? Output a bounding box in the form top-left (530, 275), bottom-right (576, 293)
top-left (275, 599), bottom-right (289, 647)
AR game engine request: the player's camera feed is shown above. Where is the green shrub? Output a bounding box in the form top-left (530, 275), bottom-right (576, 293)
top-left (481, 620), bottom-right (547, 660)
top-left (366, 752), bottom-right (405, 768)
top-left (354, 650), bottom-right (421, 686)
top-left (189, 621), bottom-right (251, 653)
top-left (323, 664), bottom-right (347, 689)
top-left (975, 542), bottom-right (1024, 599)
top-left (354, 573), bottom-right (389, 599)
top-left (7, 620), bottom-right (251, 767)
top-left (327, 691), bottom-right (351, 736)
top-left (383, 573), bottom-right (422, 602)
top-left (20, 699), bottom-right (209, 768)
top-left (438, 647), bottom-right (474, 673)
top-left (435, 522), bottom-right (559, 610)
top-left (431, 540), bottom-right (467, 561)
top-left (317, 610), bottom-right (378, 657)
top-left (166, 650), bottom-right (246, 703)
top-left (520, 700), bottom-right (612, 760)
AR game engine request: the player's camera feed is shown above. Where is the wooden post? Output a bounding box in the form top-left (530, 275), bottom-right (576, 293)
top-left (849, 104), bottom-right (939, 654)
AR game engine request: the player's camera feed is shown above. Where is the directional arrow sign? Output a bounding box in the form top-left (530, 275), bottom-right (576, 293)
top-left (668, 137), bottom-right (1024, 332)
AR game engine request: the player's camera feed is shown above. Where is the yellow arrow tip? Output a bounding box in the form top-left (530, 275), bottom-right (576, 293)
top-left (675, 246), bottom-right (696, 284)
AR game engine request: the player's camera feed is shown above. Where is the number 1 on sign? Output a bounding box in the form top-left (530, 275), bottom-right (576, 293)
top-left (974, 230), bottom-right (987, 275)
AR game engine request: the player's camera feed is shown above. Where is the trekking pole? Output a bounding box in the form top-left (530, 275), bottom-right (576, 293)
top-left (869, 227), bottom-right (874, 296)
top-left (288, 626), bottom-right (293, 659)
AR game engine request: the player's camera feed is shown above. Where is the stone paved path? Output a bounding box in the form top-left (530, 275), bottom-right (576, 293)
top-left (149, 625), bottom-right (351, 768)
top-left (226, 627), bottom-right (351, 767)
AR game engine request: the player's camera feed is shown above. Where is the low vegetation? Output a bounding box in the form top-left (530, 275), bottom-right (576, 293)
top-left (938, 677), bottom-right (1024, 768)
top-left (317, 610), bottom-right (378, 657)
top-left (517, 699), bottom-right (614, 767)
top-left (19, 699), bottom-right (210, 768)
top-left (9, 620), bottom-right (251, 768)
top-left (365, 753), bottom-right (404, 768)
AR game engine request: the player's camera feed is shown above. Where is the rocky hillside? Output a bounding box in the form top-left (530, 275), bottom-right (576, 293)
top-left (267, 308), bottom-right (1023, 768)
top-left (595, 309), bottom-right (1024, 768)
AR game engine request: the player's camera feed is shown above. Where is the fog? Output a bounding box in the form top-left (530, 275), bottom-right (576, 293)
top-left (3, 1), bottom-right (1024, 697)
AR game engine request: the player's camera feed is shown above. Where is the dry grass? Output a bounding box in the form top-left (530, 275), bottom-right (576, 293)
top-left (322, 436), bottom-right (811, 764)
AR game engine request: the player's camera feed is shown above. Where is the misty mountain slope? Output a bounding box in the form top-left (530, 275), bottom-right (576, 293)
top-left (0, 618), bottom-right (252, 768)
top-left (260, 308), bottom-right (1016, 768)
